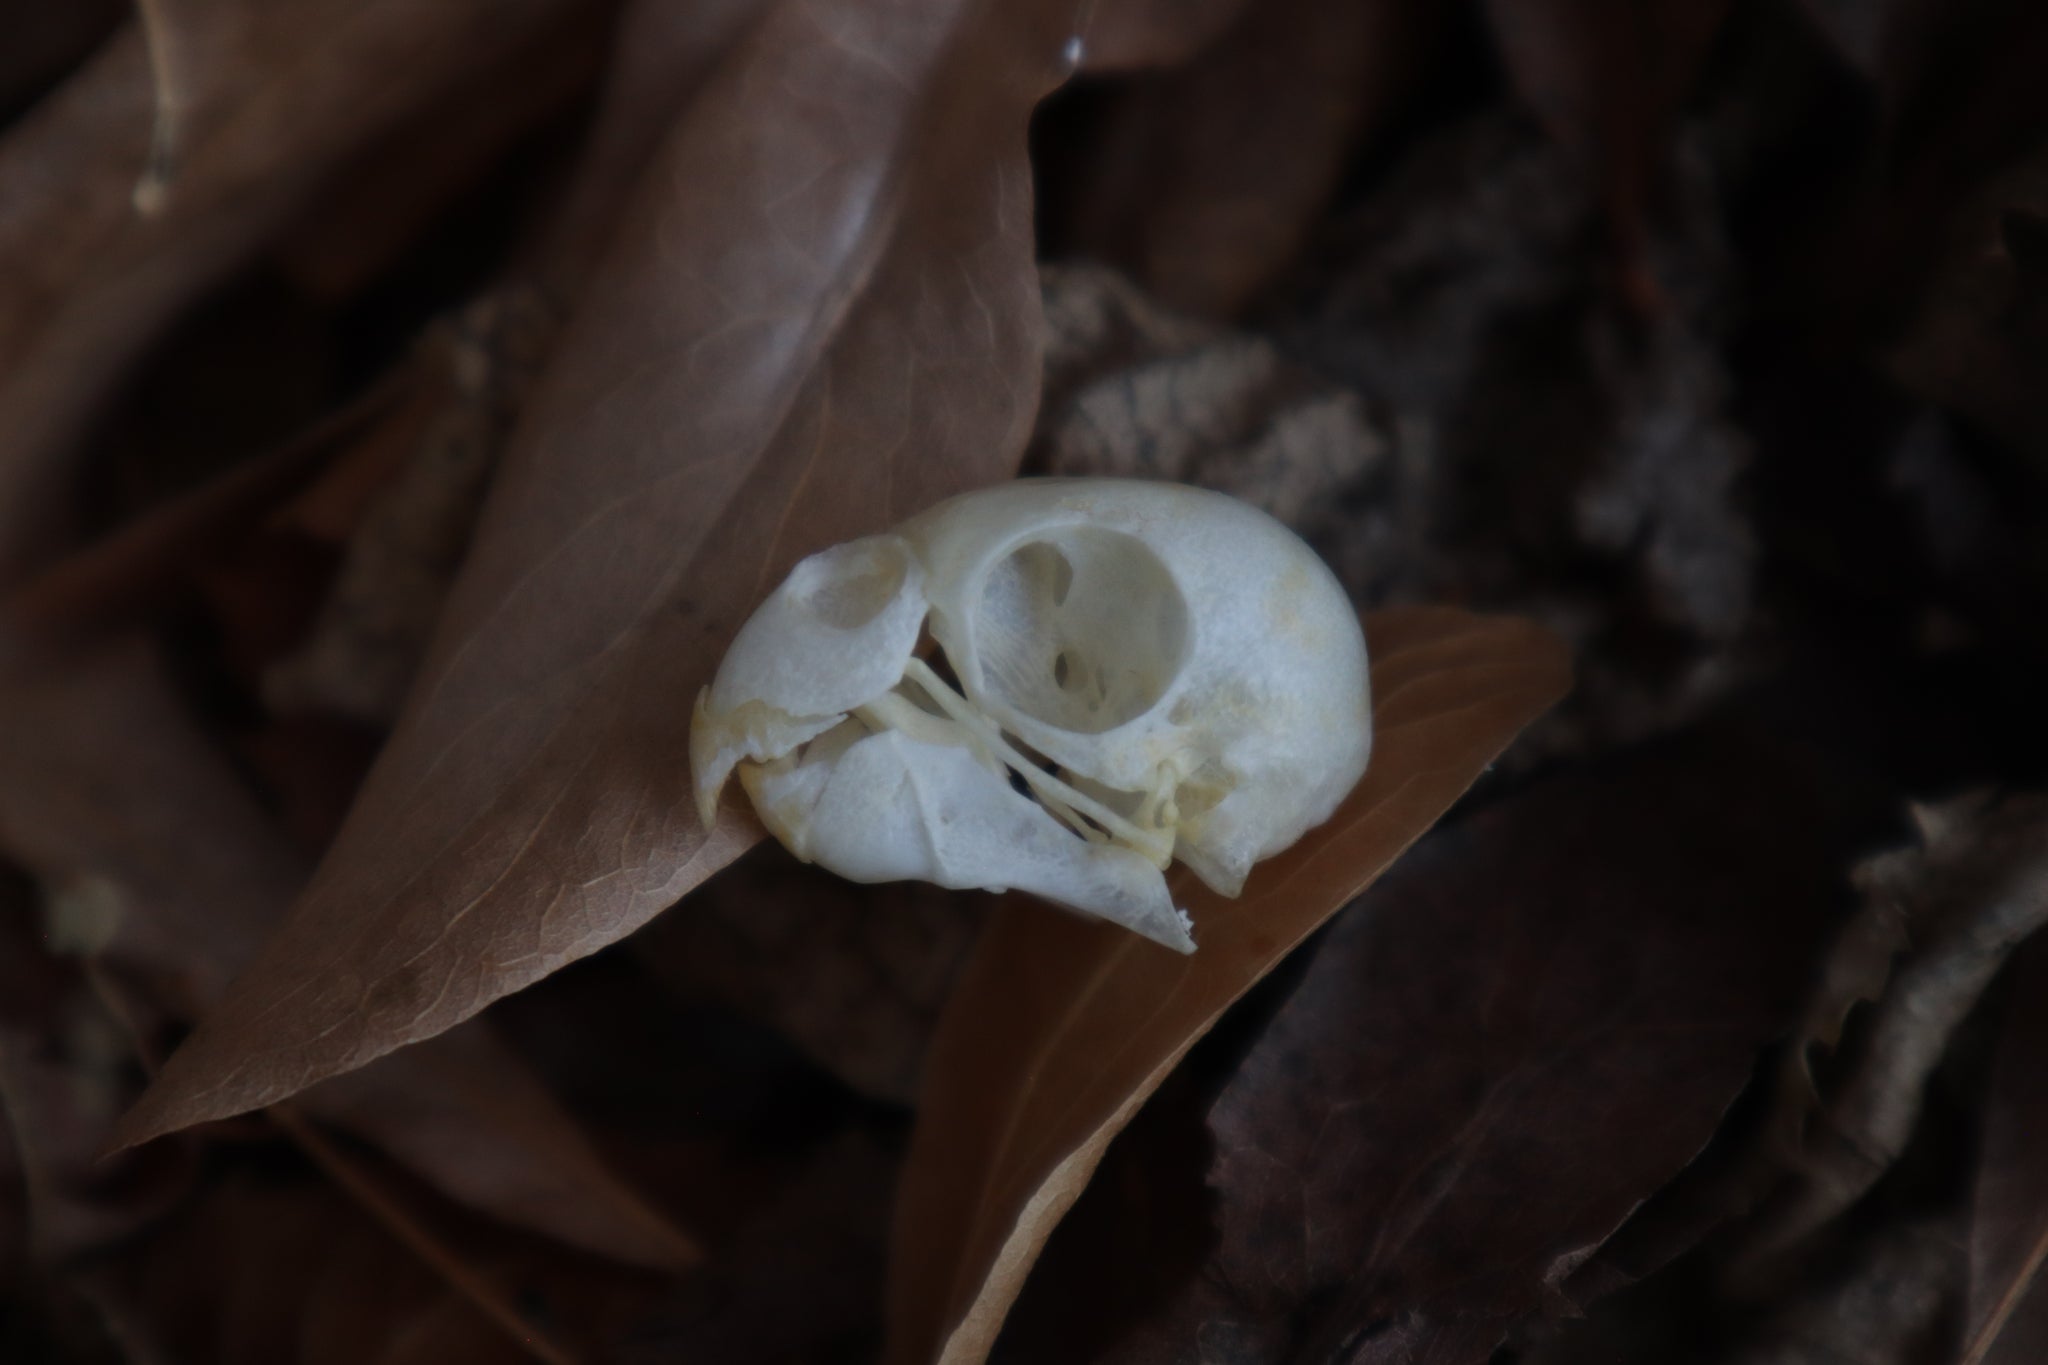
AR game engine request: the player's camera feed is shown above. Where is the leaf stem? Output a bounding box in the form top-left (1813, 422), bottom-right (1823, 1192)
top-left (270, 1105), bottom-right (581, 1365)
top-left (1963, 1214), bottom-right (2048, 1365)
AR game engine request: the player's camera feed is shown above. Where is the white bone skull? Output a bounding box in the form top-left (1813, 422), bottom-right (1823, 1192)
top-left (690, 479), bottom-right (1371, 952)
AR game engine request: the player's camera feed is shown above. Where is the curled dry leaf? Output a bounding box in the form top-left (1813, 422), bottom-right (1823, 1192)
top-left (0, 989), bottom-right (199, 1266)
top-left (522, 0), bottom-right (780, 288)
top-left (0, 0), bottom-right (589, 581)
top-left (116, 0), bottom-right (1087, 1149)
top-left (0, 0), bottom-right (123, 114)
top-left (1064, 0), bottom-right (1436, 318)
top-left (269, 29), bottom-right (609, 305)
top-left (1965, 926), bottom-right (2048, 1364)
top-left (1071, 0), bottom-right (1252, 73)
top-left (0, 638), bottom-right (304, 1008)
top-left (267, 0), bottom-right (798, 724)
top-left (1719, 1214), bottom-right (1965, 1365)
top-left (0, 636), bottom-right (696, 1271)
top-left (264, 291), bottom-right (560, 726)
top-left (301, 1022), bottom-right (701, 1275)
top-left (75, 1162), bottom-right (639, 1365)
top-left (1737, 793), bottom-right (2048, 1271)
top-left (238, 0), bottom-right (791, 719)
top-left (884, 605), bottom-right (1572, 1365)
top-left (1006, 719), bottom-right (1859, 1363)
top-left (1, 372), bottom-right (412, 648)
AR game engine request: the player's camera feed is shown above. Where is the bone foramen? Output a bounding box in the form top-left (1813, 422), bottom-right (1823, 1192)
top-left (690, 479), bottom-right (1372, 953)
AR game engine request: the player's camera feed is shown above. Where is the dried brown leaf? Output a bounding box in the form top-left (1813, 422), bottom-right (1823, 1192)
top-left (77, 1158), bottom-right (640, 1365)
top-left (1, 373), bottom-right (410, 647)
top-left (259, 0), bottom-right (796, 720)
top-left (271, 26), bottom-right (608, 305)
top-left (0, 992), bottom-right (197, 1266)
top-left (884, 605), bottom-right (1572, 1365)
top-left (1964, 937), bottom-right (2048, 1364)
top-left (0, 0), bottom-right (123, 114)
top-left (300, 1022), bottom-right (700, 1274)
top-left (0, 639), bottom-right (303, 1008)
top-left (522, 0), bottom-right (775, 287)
top-left (1720, 1215), bottom-right (1964, 1365)
top-left (1738, 794), bottom-right (2048, 1270)
top-left (1071, 0), bottom-right (1251, 73)
top-left (0, 0), bottom-right (588, 579)
top-left (116, 0), bottom-right (1086, 1148)
top-left (1011, 720), bottom-right (1860, 1363)
top-left (265, 292), bottom-right (559, 726)
top-left (1064, 0), bottom-right (1437, 317)
top-left (0, 638), bottom-right (697, 1270)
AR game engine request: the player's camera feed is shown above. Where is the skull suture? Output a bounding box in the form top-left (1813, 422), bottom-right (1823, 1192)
top-left (690, 480), bottom-right (1371, 953)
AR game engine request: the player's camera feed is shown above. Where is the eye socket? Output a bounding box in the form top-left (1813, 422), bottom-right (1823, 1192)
top-left (969, 528), bottom-right (1190, 734)
top-left (789, 536), bottom-right (914, 630)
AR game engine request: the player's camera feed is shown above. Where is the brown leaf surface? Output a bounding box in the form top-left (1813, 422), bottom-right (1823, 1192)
top-left (1063, 0), bottom-right (1436, 317)
top-left (1717, 1214), bottom-right (1964, 1365)
top-left (1965, 925), bottom-right (2048, 1364)
top-left (0, 639), bottom-right (303, 1008)
top-left (116, 0), bottom-right (1086, 1148)
top-left (261, 0), bottom-right (795, 723)
top-left (77, 1158), bottom-right (645, 1365)
top-left (521, 0), bottom-right (776, 289)
top-left (0, 988), bottom-right (198, 1266)
top-left (0, 0), bottom-right (122, 114)
top-left (0, 0), bottom-right (589, 581)
top-left (1737, 794), bottom-right (2048, 1272)
top-left (1072, 0), bottom-right (1251, 73)
top-left (1009, 720), bottom-right (1858, 1363)
top-left (0, 637), bottom-right (697, 1270)
top-left (263, 292), bottom-right (560, 726)
top-left (269, 32), bottom-right (608, 306)
top-left (301, 1021), bottom-right (700, 1274)
top-left (884, 605), bottom-right (1573, 1365)
top-left (2, 373), bottom-right (411, 648)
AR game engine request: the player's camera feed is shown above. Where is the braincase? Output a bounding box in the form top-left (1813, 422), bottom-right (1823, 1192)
top-left (967, 527), bottom-right (1191, 735)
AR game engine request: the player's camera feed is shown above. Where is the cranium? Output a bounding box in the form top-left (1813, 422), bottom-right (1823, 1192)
top-left (690, 479), bottom-right (1371, 952)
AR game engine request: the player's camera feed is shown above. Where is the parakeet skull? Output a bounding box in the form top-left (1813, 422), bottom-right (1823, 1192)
top-left (690, 479), bottom-right (1371, 952)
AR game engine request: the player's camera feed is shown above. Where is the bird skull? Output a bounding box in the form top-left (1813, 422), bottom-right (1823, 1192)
top-left (690, 479), bottom-right (1371, 952)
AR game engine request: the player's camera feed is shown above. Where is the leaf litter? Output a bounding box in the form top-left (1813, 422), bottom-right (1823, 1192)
top-left (0, 0), bottom-right (600, 583)
top-left (6, 0), bottom-right (2048, 1360)
top-left (113, 0), bottom-right (1088, 1149)
top-left (997, 718), bottom-right (1858, 1364)
top-left (885, 606), bottom-right (1572, 1365)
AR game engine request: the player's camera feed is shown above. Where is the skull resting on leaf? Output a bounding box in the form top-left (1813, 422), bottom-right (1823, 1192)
top-left (690, 480), bottom-right (1371, 952)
